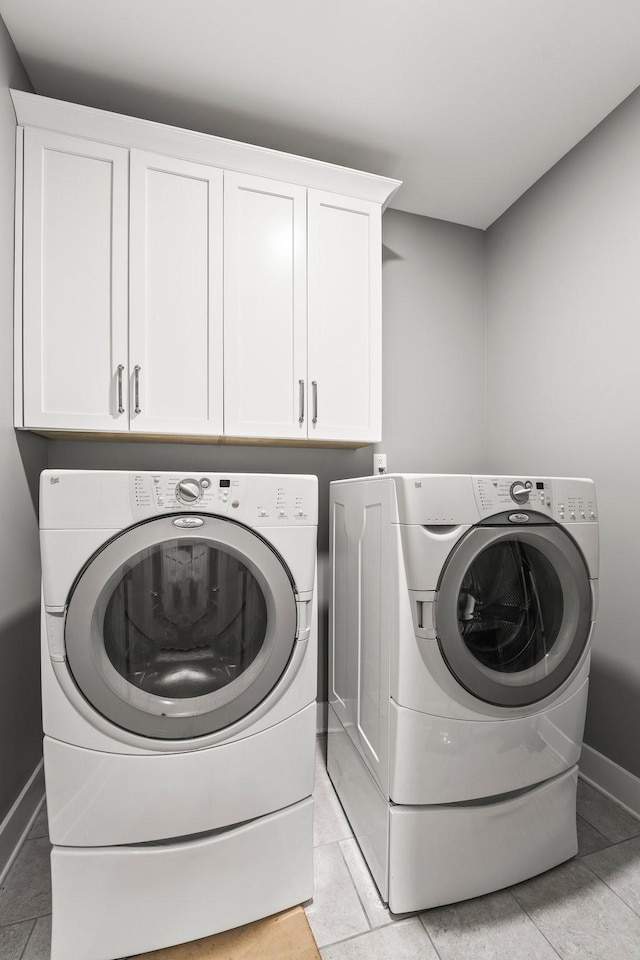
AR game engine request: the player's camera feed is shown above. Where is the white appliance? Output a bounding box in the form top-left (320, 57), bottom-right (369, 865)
top-left (328, 474), bottom-right (598, 913)
top-left (40, 470), bottom-right (318, 960)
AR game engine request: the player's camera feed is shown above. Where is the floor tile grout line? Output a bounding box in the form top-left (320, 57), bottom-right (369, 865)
top-left (316, 915), bottom-right (418, 953)
top-left (17, 917), bottom-right (38, 960)
top-left (578, 823), bottom-right (640, 845)
top-left (313, 834), bottom-right (354, 850)
top-left (580, 856), bottom-right (640, 920)
top-left (335, 837), bottom-right (375, 932)
top-left (576, 813), bottom-right (610, 846)
top-left (576, 792), bottom-right (640, 842)
top-left (0, 912), bottom-right (52, 930)
top-left (578, 781), bottom-right (640, 828)
top-left (416, 911), bottom-right (446, 960)
top-left (506, 887), bottom-right (565, 960)
top-left (581, 833), bottom-right (640, 856)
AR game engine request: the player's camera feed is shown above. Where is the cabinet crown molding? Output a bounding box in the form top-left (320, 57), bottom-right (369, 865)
top-left (10, 90), bottom-right (402, 209)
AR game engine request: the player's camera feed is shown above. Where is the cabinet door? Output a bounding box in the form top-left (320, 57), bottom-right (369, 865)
top-left (129, 152), bottom-right (224, 435)
top-left (22, 129), bottom-right (129, 431)
top-left (224, 172), bottom-right (307, 439)
top-left (308, 191), bottom-right (382, 443)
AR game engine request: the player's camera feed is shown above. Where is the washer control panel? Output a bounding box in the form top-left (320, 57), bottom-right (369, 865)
top-left (473, 476), bottom-right (597, 522)
top-left (130, 473), bottom-right (317, 525)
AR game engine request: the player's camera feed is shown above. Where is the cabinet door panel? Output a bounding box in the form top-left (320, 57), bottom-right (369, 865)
top-left (308, 192), bottom-right (382, 442)
top-left (22, 129), bottom-right (128, 430)
top-left (129, 152), bottom-right (223, 435)
top-left (224, 172), bottom-right (307, 438)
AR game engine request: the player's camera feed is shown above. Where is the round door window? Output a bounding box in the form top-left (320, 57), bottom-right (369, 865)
top-left (436, 525), bottom-right (593, 707)
top-left (103, 540), bottom-right (268, 700)
top-left (64, 516), bottom-right (298, 739)
top-left (458, 540), bottom-right (563, 675)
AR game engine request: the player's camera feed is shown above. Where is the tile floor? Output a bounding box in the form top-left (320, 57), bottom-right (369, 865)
top-left (308, 737), bottom-right (640, 959)
top-left (1, 737), bottom-right (640, 959)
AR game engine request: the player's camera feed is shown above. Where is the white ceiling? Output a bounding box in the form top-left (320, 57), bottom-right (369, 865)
top-left (1, 0), bottom-right (640, 228)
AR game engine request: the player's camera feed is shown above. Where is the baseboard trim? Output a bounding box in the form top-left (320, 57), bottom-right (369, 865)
top-left (580, 744), bottom-right (640, 821)
top-left (0, 759), bottom-right (46, 886)
top-left (316, 701), bottom-right (328, 735)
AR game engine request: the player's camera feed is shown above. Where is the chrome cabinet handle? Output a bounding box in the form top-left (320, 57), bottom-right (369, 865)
top-left (116, 364), bottom-right (125, 414)
top-left (298, 379), bottom-right (305, 424)
top-left (312, 380), bottom-right (318, 424)
top-left (134, 365), bottom-right (141, 414)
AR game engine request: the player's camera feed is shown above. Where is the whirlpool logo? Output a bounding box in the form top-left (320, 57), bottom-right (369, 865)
top-left (508, 513), bottom-right (530, 523)
top-left (173, 517), bottom-right (204, 528)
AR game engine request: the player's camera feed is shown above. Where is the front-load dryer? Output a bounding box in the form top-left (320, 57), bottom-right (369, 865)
top-left (328, 473), bottom-right (598, 913)
top-left (39, 470), bottom-right (318, 960)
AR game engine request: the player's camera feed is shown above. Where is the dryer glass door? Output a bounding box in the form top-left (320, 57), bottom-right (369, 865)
top-left (64, 515), bottom-right (299, 738)
top-left (436, 524), bottom-right (593, 707)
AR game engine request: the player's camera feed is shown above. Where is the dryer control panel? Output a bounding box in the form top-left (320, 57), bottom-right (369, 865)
top-left (472, 476), bottom-right (597, 523)
top-left (129, 472), bottom-right (318, 526)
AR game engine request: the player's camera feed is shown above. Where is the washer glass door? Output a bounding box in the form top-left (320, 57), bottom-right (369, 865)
top-left (436, 523), bottom-right (593, 707)
top-left (64, 515), bottom-right (299, 738)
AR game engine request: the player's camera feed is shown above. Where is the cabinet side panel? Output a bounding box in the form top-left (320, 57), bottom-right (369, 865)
top-left (329, 479), bottom-right (391, 793)
top-left (330, 500), bottom-right (349, 711)
top-left (359, 503), bottom-right (382, 757)
top-left (14, 127), bottom-right (23, 427)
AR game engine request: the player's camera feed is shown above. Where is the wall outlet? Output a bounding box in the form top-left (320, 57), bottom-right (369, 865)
top-left (373, 453), bottom-right (387, 475)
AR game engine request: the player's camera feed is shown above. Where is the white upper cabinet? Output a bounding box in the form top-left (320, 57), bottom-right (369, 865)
top-left (224, 172), bottom-right (307, 439)
top-left (308, 191), bottom-right (382, 443)
top-left (129, 152), bottom-right (224, 436)
top-left (225, 181), bottom-right (382, 443)
top-left (13, 91), bottom-right (401, 446)
top-left (22, 128), bottom-right (129, 431)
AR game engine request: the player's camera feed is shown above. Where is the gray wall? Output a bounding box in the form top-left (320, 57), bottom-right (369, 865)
top-left (0, 20), bottom-right (47, 825)
top-left (380, 211), bottom-right (486, 474)
top-left (48, 208), bottom-right (486, 702)
top-left (485, 86), bottom-right (640, 777)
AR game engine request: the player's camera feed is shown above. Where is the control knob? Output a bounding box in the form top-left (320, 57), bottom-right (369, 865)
top-left (176, 478), bottom-right (201, 503)
top-left (510, 481), bottom-right (530, 505)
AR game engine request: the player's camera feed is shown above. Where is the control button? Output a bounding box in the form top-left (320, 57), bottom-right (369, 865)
top-left (200, 478), bottom-right (211, 489)
top-left (259, 509), bottom-right (267, 517)
top-left (176, 479), bottom-right (201, 504)
top-left (590, 511), bottom-right (596, 519)
top-left (231, 500), bottom-right (239, 509)
top-left (297, 509), bottom-right (304, 517)
top-left (279, 509), bottom-right (285, 517)
top-left (510, 481), bottom-right (530, 505)
top-left (580, 511), bottom-right (586, 518)
top-left (570, 511), bottom-right (576, 520)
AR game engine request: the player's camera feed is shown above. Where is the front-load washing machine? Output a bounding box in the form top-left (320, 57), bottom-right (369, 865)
top-left (328, 474), bottom-right (598, 913)
top-left (39, 470), bottom-right (318, 960)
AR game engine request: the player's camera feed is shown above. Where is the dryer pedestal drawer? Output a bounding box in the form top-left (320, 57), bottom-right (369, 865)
top-left (50, 796), bottom-right (314, 960)
top-left (387, 766), bottom-right (578, 913)
top-left (389, 685), bottom-right (587, 804)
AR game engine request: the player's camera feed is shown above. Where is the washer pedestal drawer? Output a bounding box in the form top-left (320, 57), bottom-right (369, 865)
top-left (388, 766), bottom-right (578, 913)
top-left (50, 796), bottom-right (313, 960)
top-left (45, 701), bottom-right (316, 846)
